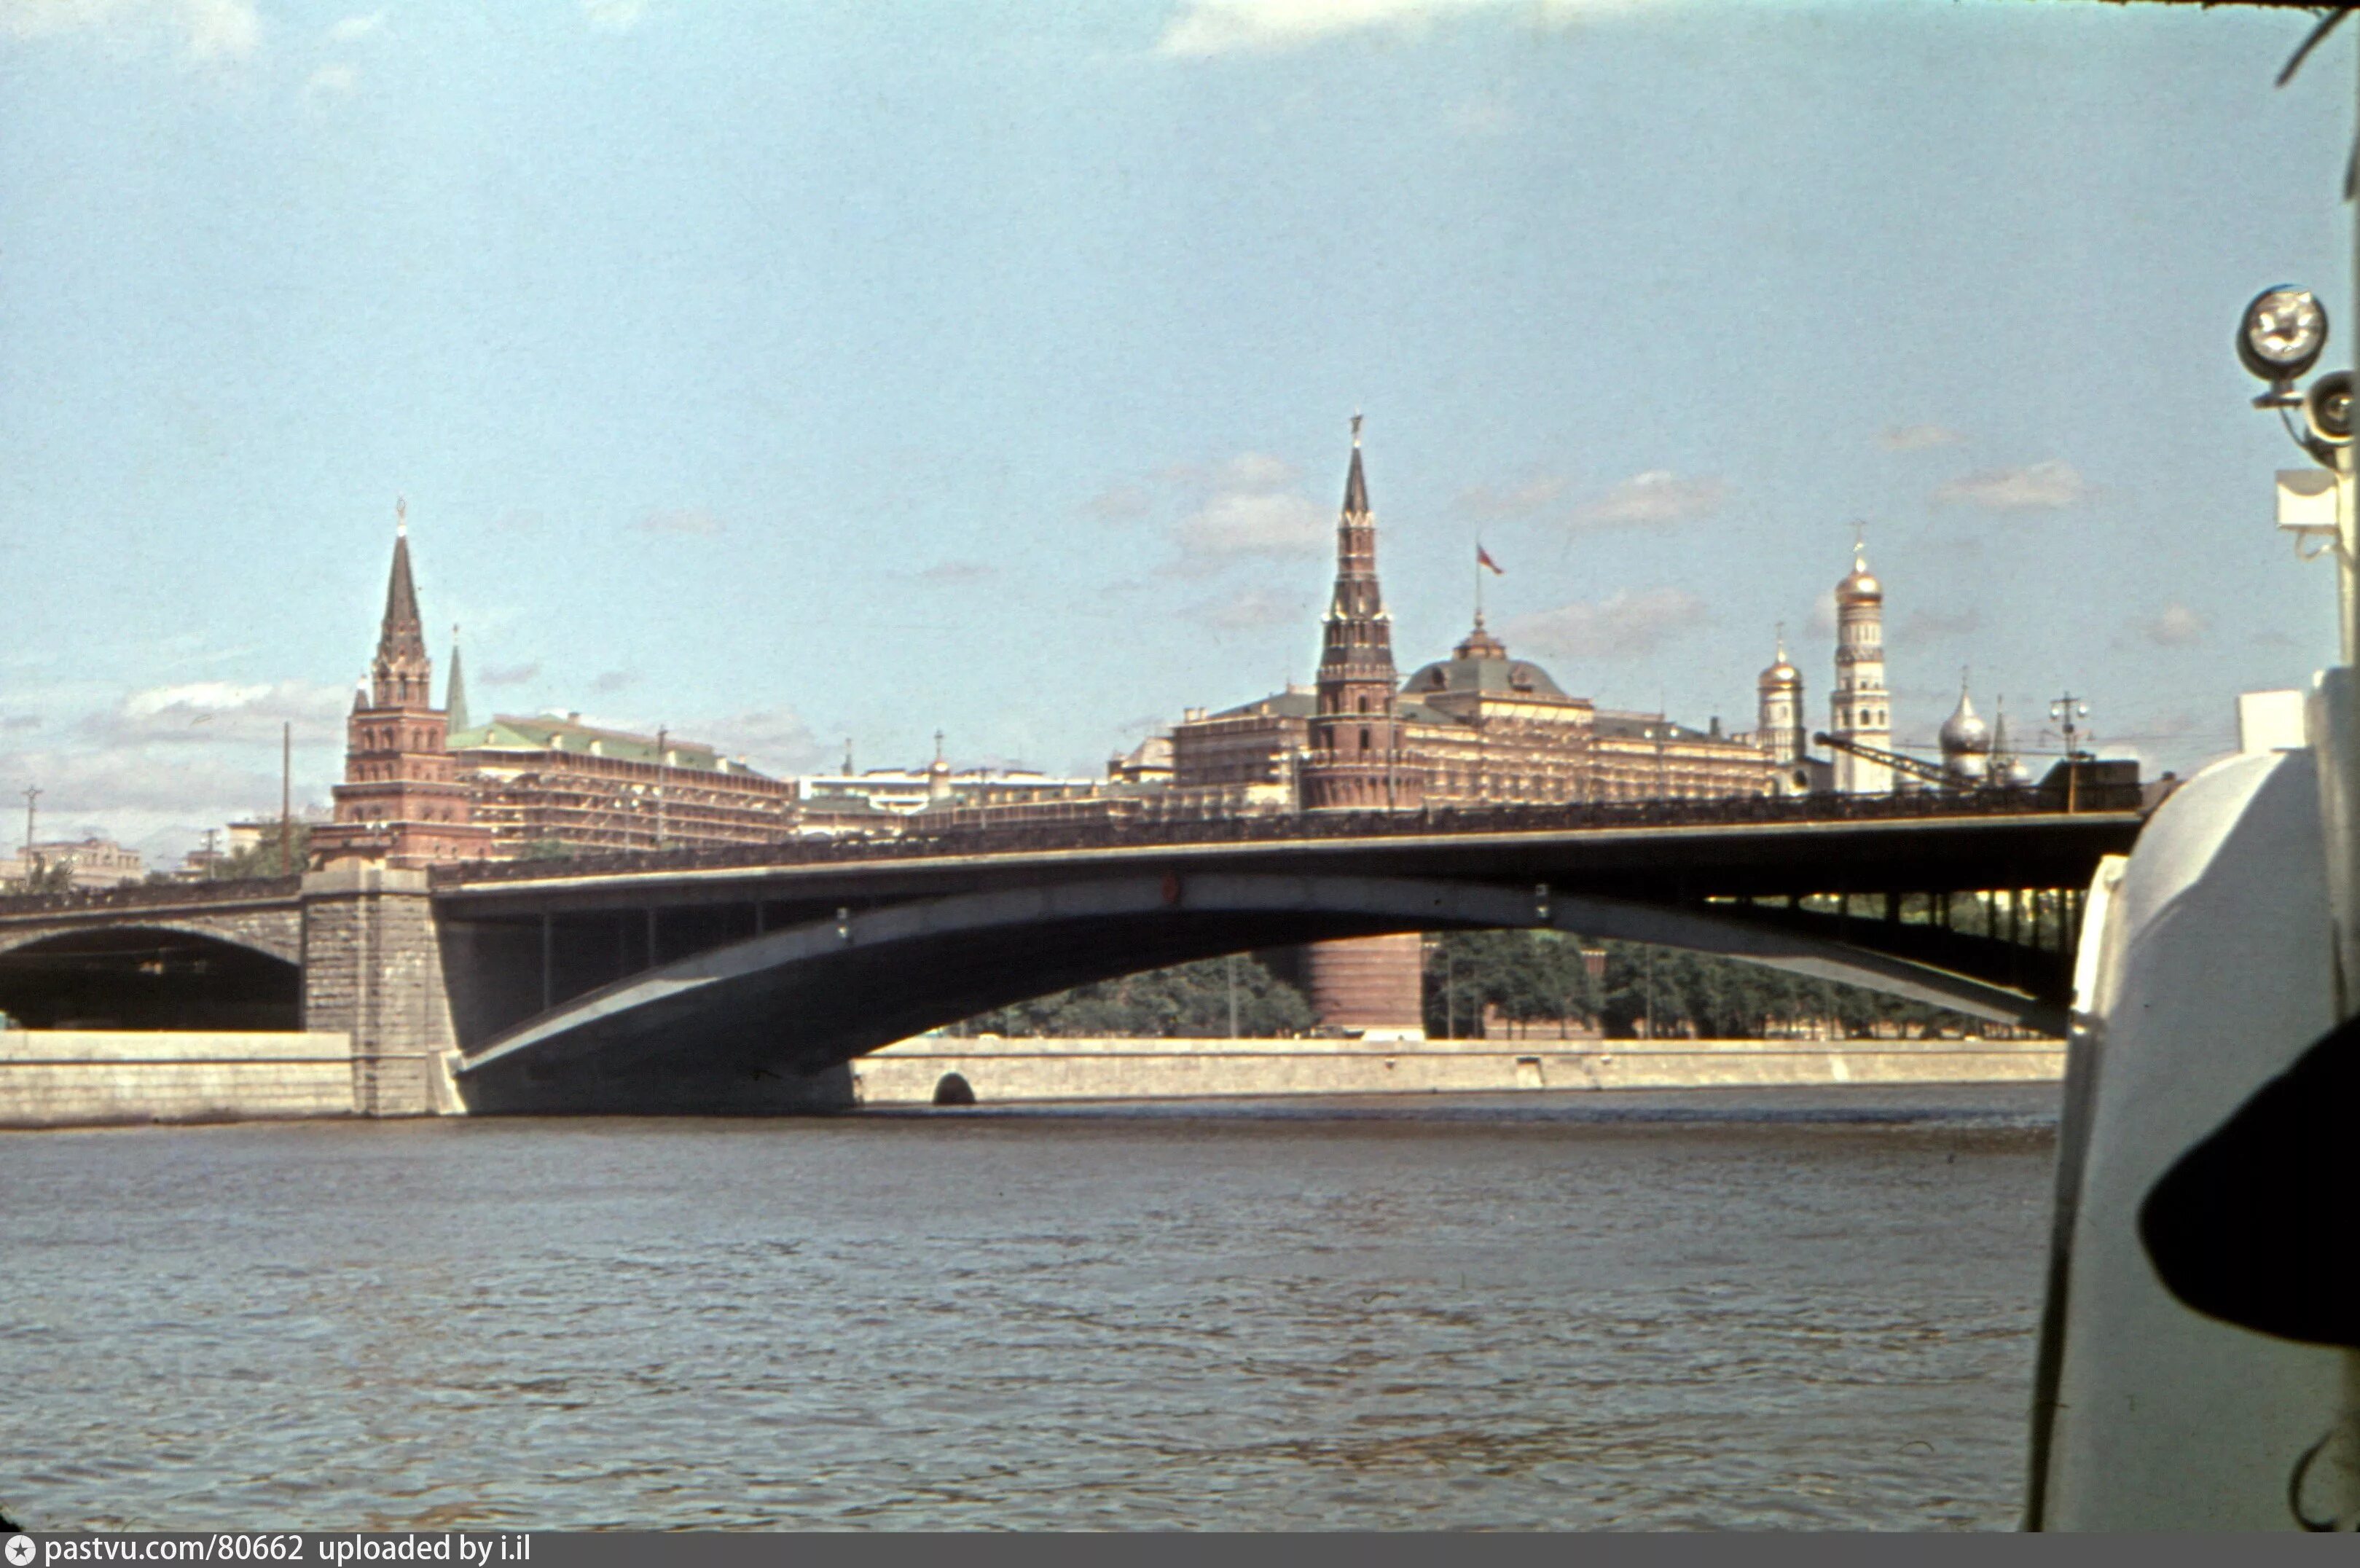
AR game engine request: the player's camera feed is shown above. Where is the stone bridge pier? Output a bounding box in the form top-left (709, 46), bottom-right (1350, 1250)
top-left (297, 863), bottom-right (463, 1116)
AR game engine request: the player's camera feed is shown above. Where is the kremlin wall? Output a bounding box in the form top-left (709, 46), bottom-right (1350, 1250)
top-left (305, 426), bottom-right (2036, 1040)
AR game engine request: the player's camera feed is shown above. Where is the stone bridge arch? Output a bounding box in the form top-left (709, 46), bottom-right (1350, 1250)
top-left (455, 871), bottom-right (2062, 1114)
top-left (0, 910), bottom-right (303, 968)
top-left (0, 917), bottom-right (304, 1032)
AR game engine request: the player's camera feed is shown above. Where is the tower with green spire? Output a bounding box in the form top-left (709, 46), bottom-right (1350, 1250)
top-left (445, 624), bottom-right (472, 738)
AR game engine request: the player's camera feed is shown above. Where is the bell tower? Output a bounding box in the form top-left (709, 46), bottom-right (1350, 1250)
top-left (1830, 533), bottom-right (1892, 794)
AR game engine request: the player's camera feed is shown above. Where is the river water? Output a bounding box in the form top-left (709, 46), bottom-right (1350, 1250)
top-left (1, 1084), bottom-right (2058, 1531)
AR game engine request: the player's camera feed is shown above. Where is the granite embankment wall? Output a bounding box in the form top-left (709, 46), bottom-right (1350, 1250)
top-left (848, 1035), bottom-right (2066, 1106)
top-left (0, 1030), bottom-right (429, 1128)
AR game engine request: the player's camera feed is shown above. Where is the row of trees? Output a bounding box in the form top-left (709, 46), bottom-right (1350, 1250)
top-left (1424, 929), bottom-right (1975, 1039)
top-left (199, 823), bottom-right (313, 881)
top-left (954, 931), bottom-right (1985, 1040)
top-left (963, 954), bottom-right (1315, 1038)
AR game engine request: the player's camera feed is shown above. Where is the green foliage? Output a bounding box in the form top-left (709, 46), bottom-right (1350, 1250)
top-left (964, 953), bottom-right (1314, 1038)
top-left (3, 857), bottom-right (77, 895)
top-left (206, 823), bottom-right (312, 881)
top-left (522, 838), bottom-right (573, 862)
top-left (1425, 929), bottom-right (1981, 1040)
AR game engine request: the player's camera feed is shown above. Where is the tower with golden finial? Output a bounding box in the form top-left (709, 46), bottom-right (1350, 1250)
top-left (1830, 528), bottom-right (1892, 794)
top-left (1756, 623), bottom-right (1807, 784)
top-left (1300, 416), bottom-right (1423, 812)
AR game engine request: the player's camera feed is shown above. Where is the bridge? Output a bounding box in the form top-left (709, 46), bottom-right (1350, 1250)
top-left (0, 784), bottom-right (2150, 1114)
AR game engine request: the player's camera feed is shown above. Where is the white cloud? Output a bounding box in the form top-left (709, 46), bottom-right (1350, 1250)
top-left (1810, 587), bottom-right (1838, 638)
top-left (305, 62), bottom-right (357, 97)
top-left (1191, 587), bottom-right (1309, 630)
top-left (15, 681), bottom-right (355, 860)
top-left (181, 0), bottom-right (251, 57)
top-left (582, 0), bottom-right (644, 34)
top-left (1900, 607), bottom-right (1982, 642)
top-left (1570, 469), bottom-right (1725, 530)
top-left (1503, 587), bottom-right (1707, 661)
top-left (0, 0), bottom-right (260, 60)
top-left (1153, 0), bottom-right (1629, 58)
top-left (325, 10), bottom-right (382, 43)
top-left (1933, 459), bottom-right (2090, 512)
top-left (1082, 483), bottom-right (1153, 521)
top-left (1172, 490), bottom-right (1329, 564)
top-left (697, 708), bottom-right (826, 774)
top-left (85, 681), bottom-right (348, 748)
top-left (1216, 451), bottom-right (1295, 491)
top-left (638, 507), bottom-right (723, 536)
top-left (481, 662), bottom-right (541, 687)
top-left (591, 670), bottom-right (640, 694)
top-left (1454, 474), bottom-right (1567, 519)
top-left (915, 560), bottom-right (995, 585)
top-left (2142, 603), bottom-right (2207, 648)
top-left (1448, 93), bottom-right (1516, 136)
top-left (1881, 423), bottom-right (1963, 452)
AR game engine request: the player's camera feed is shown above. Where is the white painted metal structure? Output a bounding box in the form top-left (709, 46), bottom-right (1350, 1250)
top-left (2028, 748), bottom-right (2356, 1527)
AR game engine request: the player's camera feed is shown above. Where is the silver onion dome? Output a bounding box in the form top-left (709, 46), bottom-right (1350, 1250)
top-left (1940, 686), bottom-right (1993, 757)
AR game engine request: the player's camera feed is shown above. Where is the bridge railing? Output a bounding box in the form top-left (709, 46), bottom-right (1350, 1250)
top-left (433, 781), bottom-right (2152, 889)
top-left (0, 874), bottom-right (305, 918)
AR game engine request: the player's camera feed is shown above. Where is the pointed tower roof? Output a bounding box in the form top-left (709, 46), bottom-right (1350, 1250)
top-left (378, 501), bottom-right (428, 668)
top-left (1341, 413), bottom-right (1370, 516)
top-left (367, 498), bottom-right (434, 708)
top-left (446, 625), bottom-right (471, 734)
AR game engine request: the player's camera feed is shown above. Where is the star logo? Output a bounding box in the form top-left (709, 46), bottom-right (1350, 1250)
top-left (6, 1534), bottom-right (35, 1566)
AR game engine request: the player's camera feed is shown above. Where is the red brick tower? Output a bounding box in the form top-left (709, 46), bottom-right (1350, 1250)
top-left (1300, 418), bottom-right (1422, 812)
top-left (311, 505), bottom-right (494, 869)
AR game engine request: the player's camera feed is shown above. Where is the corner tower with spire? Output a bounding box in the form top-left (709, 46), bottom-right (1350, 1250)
top-left (1300, 418), bottom-right (1424, 812)
top-left (311, 503), bottom-right (493, 869)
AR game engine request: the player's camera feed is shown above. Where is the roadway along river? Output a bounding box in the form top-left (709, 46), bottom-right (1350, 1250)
top-left (0, 1084), bottom-right (2058, 1530)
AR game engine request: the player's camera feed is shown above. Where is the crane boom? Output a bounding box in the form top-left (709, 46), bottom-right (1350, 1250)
top-left (1809, 730), bottom-right (1955, 786)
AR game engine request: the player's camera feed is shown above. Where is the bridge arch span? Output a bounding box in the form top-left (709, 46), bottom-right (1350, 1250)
top-left (455, 871), bottom-right (2059, 1113)
top-left (0, 923), bottom-right (302, 1031)
top-left (0, 915), bottom-right (301, 968)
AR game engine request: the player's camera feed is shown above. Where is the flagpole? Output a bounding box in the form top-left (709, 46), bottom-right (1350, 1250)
top-left (1475, 541), bottom-right (1484, 625)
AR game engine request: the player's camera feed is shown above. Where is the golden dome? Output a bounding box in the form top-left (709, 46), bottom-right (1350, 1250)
top-left (1837, 544), bottom-right (1881, 603)
top-left (1757, 631), bottom-right (1801, 690)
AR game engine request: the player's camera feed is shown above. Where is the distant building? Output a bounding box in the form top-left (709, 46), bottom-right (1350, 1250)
top-left (1106, 734), bottom-right (1173, 787)
top-left (1171, 427), bottom-right (1776, 810)
top-left (3, 838), bottom-right (144, 890)
top-left (451, 710), bottom-right (800, 855)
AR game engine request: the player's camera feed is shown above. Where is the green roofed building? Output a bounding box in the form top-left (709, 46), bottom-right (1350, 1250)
top-left (447, 707), bottom-right (811, 855)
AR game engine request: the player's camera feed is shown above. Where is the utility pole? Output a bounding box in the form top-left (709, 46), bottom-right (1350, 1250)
top-left (281, 722), bottom-right (294, 875)
top-left (21, 785), bottom-right (38, 861)
top-left (2049, 693), bottom-right (2090, 813)
top-left (654, 726), bottom-right (668, 850)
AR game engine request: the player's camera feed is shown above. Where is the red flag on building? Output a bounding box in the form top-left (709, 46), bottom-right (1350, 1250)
top-left (1476, 544), bottom-right (1504, 575)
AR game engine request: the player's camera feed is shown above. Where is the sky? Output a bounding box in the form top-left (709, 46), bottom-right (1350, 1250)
top-left (0, 0), bottom-right (2354, 863)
